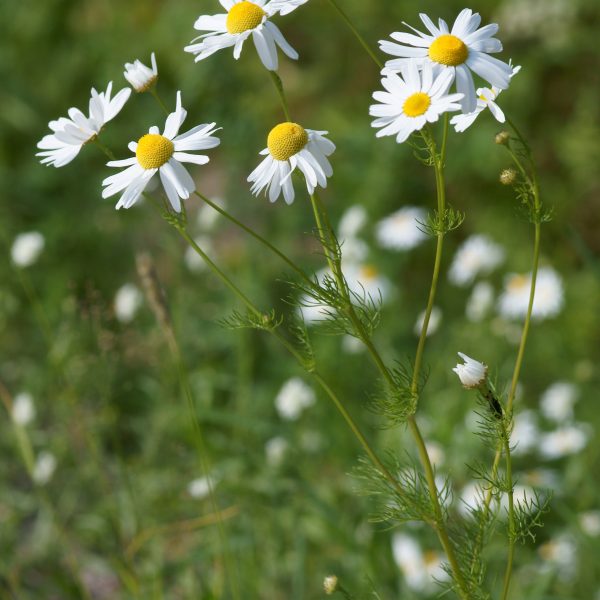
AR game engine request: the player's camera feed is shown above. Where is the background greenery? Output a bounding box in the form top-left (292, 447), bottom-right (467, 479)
top-left (1, 0), bottom-right (599, 598)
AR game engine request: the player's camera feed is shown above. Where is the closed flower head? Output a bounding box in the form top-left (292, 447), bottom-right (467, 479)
top-left (453, 352), bottom-right (488, 388)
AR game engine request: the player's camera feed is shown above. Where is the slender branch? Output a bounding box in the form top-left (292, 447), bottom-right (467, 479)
top-left (268, 71), bottom-right (291, 121)
top-left (150, 87), bottom-right (170, 115)
top-left (325, 0), bottom-right (383, 69)
top-left (501, 430), bottom-right (516, 600)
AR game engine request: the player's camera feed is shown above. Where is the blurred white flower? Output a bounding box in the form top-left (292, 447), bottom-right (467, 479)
top-left (458, 481), bottom-right (486, 517)
top-left (338, 205), bottom-right (367, 239)
top-left (499, 484), bottom-right (535, 516)
top-left (340, 237), bottom-right (369, 265)
top-left (341, 335), bottom-right (365, 354)
top-left (538, 534), bottom-right (577, 581)
top-left (124, 52), bottom-right (158, 92)
top-left (185, 235), bottom-right (213, 272)
top-left (187, 476), bottom-right (217, 499)
top-left (521, 468), bottom-right (560, 492)
top-left (498, 267), bottom-right (564, 320)
top-left (448, 235), bottom-right (505, 287)
top-left (265, 436), bottom-right (288, 466)
top-left (197, 197), bottom-right (226, 230)
top-left (538, 424), bottom-right (590, 460)
top-left (391, 533), bottom-right (449, 592)
top-left (33, 451), bottom-right (57, 485)
top-left (37, 82), bottom-right (131, 167)
top-left (579, 511), bottom-right (600, 537)
top-left (414, 306), bottom-right (441, 337)
top-left (376, 206), bottom-right (428, 251)
top-left (511, 410), bottom-right (539, 455)
top-left (114, 284), bottom-right (142, 323)
top-left (11, 232), bottom-right (45, 268)
top-left (425, 442), bottom-right (445, 468)
top-left (275, 377), bottom-right (315, 420)
top-left (466, 281), bottom-right (494, 322)
top-left (540, 382), bottom-right (578, 423)
top-left (323, 575), bottom-right (338, 595)
top-left (453, 352), bottom-right (487, 389)
top-left (12, 393), bottom-right (36, 426)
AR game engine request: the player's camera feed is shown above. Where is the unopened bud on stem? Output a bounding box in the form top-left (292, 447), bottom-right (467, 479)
top-left (500, 168), bottom-right (517, 186)
top-left (323, 575), bottom-right (338, 595)
top-left (453, 352), bottom-right (488, 389)
top-left (495, 130), bottom-right (510, 145)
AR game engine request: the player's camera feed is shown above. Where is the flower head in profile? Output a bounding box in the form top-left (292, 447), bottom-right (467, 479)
top-left (102, 92), bottom-right (220, 212)
top-left (451, 63), bottom-right (521, 132)
top-left (37, 82), bottom-right (131, 167)
top-left (370, 62), bottom-right (463, 143)
top-left (124, 52), bottom-right (158, 92)
top-left (375, 206), bottom-right (428, 251)
top-left (379, 9), bottom-right (513, 112)
top-left (248, 122), bottom-right (335, 204)
top-left (448, 234), bottom-right (505, 286)
top-left (184, 0), bottom-right (307, 71)
top-left (453, 352), bottom-right (488, 389)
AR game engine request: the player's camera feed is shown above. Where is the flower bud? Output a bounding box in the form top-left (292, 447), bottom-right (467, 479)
top-left (499, 168), bottom-right (517, 186)
top-left (323, 575), bottom-right (338, 595)
top-left (495, 131), bottom-right (510, 145)
top-left (453, 352), bottom-right (488, 389)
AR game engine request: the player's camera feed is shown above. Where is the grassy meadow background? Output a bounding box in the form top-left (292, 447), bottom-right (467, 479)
top-left (1, 0), bottom-right (600, 597)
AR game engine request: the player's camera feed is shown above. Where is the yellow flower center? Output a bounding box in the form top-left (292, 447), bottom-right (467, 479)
top-left (267, 122), bottom-right (308, 161)
top-left (226, 1), bottom-right (266, 34)
top-left (428, 34), bottom-right (468, 66)
top-left (403, 92), bottom-right (431, 117)
top-left (508, 274), bottom-right (528, 291)
top-left (360, 265), bottom-right (379, 280)
top-left (136, 134), bottom-right (174, 169)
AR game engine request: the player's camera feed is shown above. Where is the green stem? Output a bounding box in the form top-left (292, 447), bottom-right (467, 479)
top-left (94, 138), bottom-right (116, 161)
top-left (193, 191), bottom-right (313, 286)
top-left (268, 71), bottom-right (292, 121)
top-left (150, 87), bottom-right (170, 115)
top-left (325, 0), bottom-right (383, 69)
top-left (501, 431), bottom-right (515, 600)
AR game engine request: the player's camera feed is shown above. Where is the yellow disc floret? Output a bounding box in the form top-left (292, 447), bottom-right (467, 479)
top-left (267, 122), bottom-right (309, 161)
top-left (428, 34), bottom-right (468, 66)
top-left (403, 92), bottom-right (431, 117)
top-left (226, 1), bottom-right (266, 34)
top-left (136, 134), bottom-right (174, 169)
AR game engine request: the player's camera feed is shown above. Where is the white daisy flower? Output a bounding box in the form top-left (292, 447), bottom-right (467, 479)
top-left (275, 377), bottom-right (315, 420)
top-left (414, 306), bottom-right (442, 337)
top-left (540, 382), bottom-right (578, 423)
top-left (102, 92), bottom-right (220, 212)
top-left (538, 534), bottom-right (577, 581)
top-left (184, 0), bottom-right (306, 71)
top-left (114, 284), bottom-right (142, 323)
top-left (451, 63), bottom-right (521, 132)
top-left (33, 451), bottom-right (57, 486)
top-left (538, 424), bottom-right (590, 460)
top-left (465, 281), bottom-right (494, 322)
top-left (265, 436), bottom-right (288, 466)
top-left (448, 234), bottom-right (505, 286)
top-left (498, 267), bottom-right (564, 321)
top-left (380, 9), bottom-right (513, 112)
top-left (11, 232), bottom-right (45, 267)
top-left (458, 481), bottom-right (487, 517)
top-left (511, 410), bottom-right (540, 455)
top-left (579, 511), bottom-right (600, 537)
top-left (187, 476), bottom-right (217, 499)
top-left (248, 122), bottom-right (335, 204)
top-left (453, 352), bottom-right (487, 388)
top-left (338, 205), bottom-right (368, 240)
top-left (37, 82), bottom-right (131, 168)
top-left (124, 52), bottom-right (158, 92)
top-left (12, 392), bottom-right (36, 426)
top-left (370, 62), bottom-right (463, 143)
top-left (375, 206), bottom-right (428, 251)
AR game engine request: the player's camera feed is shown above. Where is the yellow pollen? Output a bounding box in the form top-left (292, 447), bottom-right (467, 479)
top-left (136, 134), bottom-right (174, 169)
top-left (428, 34), bottom-right (468, 66)
top-left (403, 92), bottom-right (431, 117)
top-left (360, 265), bottom-right (379, 280)
top-left (267, 122), bottom-right (308, 161)
top-left (508, 274), bottom-right (528, 291)
top-left (226, 1), bottom-right (266, 34)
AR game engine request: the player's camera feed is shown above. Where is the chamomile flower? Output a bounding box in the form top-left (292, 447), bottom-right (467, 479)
top-left (370, 62), bottom-right (463, 143)
top-left (448, 234), bottom-right (505, 286)
top-left (184, 0), bottom-right (306, 71)
top-left (451, 64), bottom-right (521, 132)
top-left (102, 92), bottom-right (220, 212)
top-left (248, 122), bottom-right (335, 204)
top-left (380, 9), bottom-right (513, 113)
top-left (453, 352), bottom-right (488, 388)
top-left (375, 206), bottom-right (428, 250)
top-left (498, 267), bottom-right (564, 321)
top-left (124, 52), bottom-right (158, 92)
top-left (37, 82), bottom-right (131, 167)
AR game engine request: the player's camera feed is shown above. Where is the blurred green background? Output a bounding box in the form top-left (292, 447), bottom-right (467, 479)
top-left (1, 0), bottom-right (600, 598)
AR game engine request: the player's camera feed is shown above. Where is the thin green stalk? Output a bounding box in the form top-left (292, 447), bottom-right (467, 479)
top-left (325, 0), bottom-right (383, 69)
top-left (193, 191), bottom-right (314, 286)
top-left (268, 71), bottom-right (291, 121)
top-left (94, 138), bottom-right (116, 161)
top-left (501, 431), bottom-right (516, 600)
top-left (150, 87), bottom-right (170, 114)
